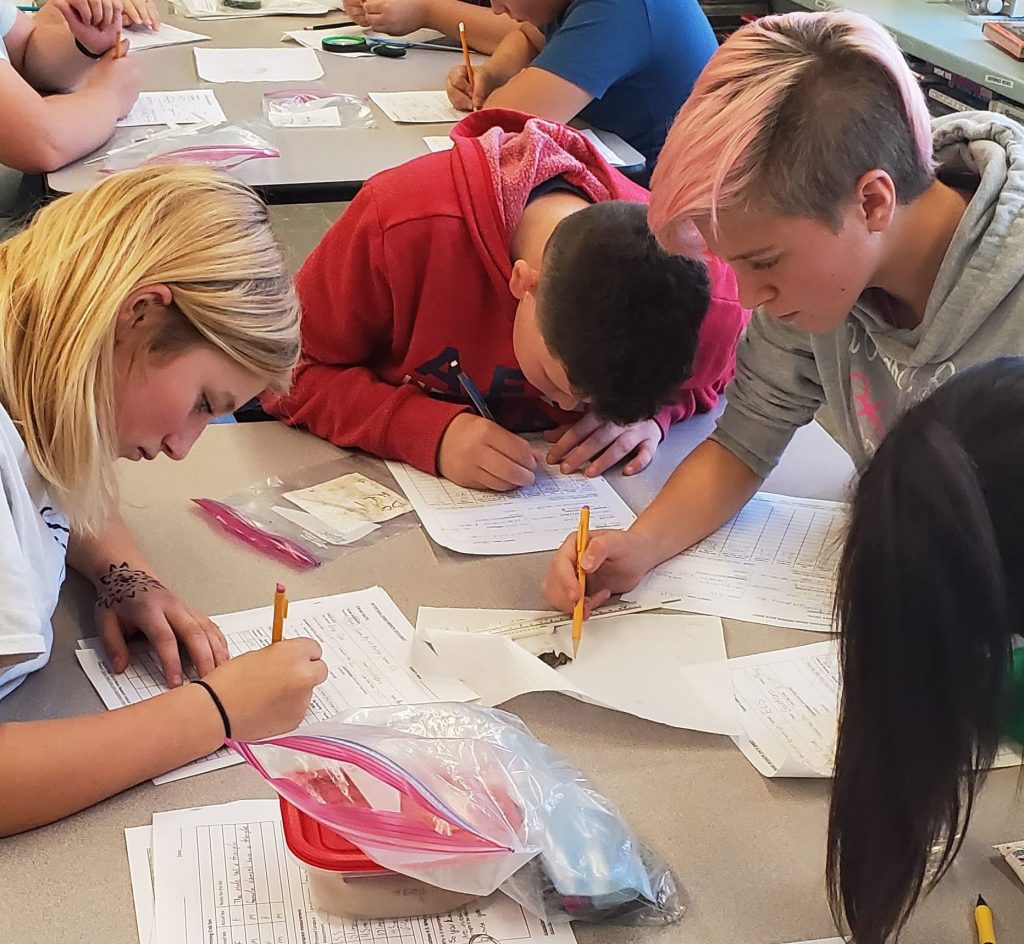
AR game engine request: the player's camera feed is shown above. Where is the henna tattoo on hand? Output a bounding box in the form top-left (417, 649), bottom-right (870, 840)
top-left (95, 562), bottom-right (164, 608)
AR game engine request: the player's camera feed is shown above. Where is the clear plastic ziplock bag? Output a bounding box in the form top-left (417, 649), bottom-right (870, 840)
top-left (262, 89), bottom-right (375, 128)
top-left (101, 122), bottom-right (280, 172)
top-left (229, 703), bottom-right (686, 925)
top-left (193, 454), bottom-right (419, 568)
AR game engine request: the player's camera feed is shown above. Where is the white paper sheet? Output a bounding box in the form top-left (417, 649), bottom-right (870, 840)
top-left (696, 641), bottom-right (1024, 778)
top-left (195, 47), bottom-right (324, 82)
top-left (177, 0), bottom-right (337, 18)
top-left (117, 89), bottom-right (227, 127)
top-left (369, 91), bottom-right (463, 123)
top-left (125, 826), bottom-right (155, 944)
top-left (125, 23), bottom-right (210, 52)
top-left (423, 135), bottom-right (455, 152)
top-left (76, 587), bottom-right (477, 784)
top-left (386, 448), bottom-right (636, 555)
top-left (625, 493), bottom-right (848, 631)
top-left (141, 799), bottom-right (577, 944)
top-left (416, 608), bottom-right (741, 733)
top-left (579, 129), bottom-right (625, 167)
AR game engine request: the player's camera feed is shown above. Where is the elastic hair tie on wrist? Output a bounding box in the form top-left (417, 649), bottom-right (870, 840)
top-left (192, 679), bottom-right (232, 739)
top-left (74, 37), bottom-right (108, 59)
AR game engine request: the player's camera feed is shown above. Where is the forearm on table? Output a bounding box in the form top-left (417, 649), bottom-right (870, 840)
top-left (0, 685), bottom-right (223, 836)
top-left (67, 512), bottom-right (155, 587)
top-left (482, 25), bottom-right (541, 84)
top-left (21, 10), bottom-right (95, 90)
top-left (629, 438), bottom-right (762, 561)
top-left (423, 0), bottom-right (515, 53)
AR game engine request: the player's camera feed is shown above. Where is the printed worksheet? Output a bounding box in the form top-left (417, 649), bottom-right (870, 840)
top-left (369, 91), bottom-right (464, 123)
top-left (76, 587), bottom-right (476, 784)
top-left (195, 47), bottom-right (324, 82)
top-left (386, 448), bottom-right (636, 555)
top-left (579, 129), bottom-right (625, 166)
top-left (135, 800), bottom-right (578, 944)
top-left (692, 642), bottom-right (1024, 778)
top-left (117, 89), bottom-right (227, 127)
top-left (125, 23), bottom-right (210, 52)
top-left (625, 493), bottom-right (848, 631)
top-left (423, 135), bottom-right (455, 152)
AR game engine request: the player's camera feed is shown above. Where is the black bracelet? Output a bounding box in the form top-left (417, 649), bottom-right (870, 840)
top-left (192, 679), bottom-right (232, 740)
top-left (74, 37), bottom-right (108, 60)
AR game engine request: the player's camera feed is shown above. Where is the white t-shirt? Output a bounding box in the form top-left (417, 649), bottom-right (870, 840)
top-left (0, 0), bottom-right (17, 62)
top-left (0, 402), bottom-right (69, 700)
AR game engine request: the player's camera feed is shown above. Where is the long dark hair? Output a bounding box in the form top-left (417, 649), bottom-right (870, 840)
top-left (827, 357), bottom-right (1024, 943)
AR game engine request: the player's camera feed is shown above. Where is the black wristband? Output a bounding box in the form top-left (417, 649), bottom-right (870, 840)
top-left (192, 679), bottom-right (232, 740)
top-left (74, 37), bottom-right (108, 60)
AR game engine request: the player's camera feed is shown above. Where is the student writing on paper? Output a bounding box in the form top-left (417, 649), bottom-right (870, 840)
top-left (263, 110), bottom-right (747, 492)
top-left (544, 12), bottom-right (1024, 613)
top-left (0, 167), bottom-right (327, 836)
top-left (826, 358), bottom-right (1024, 944)
top-left (343, 0), bottom-right (515, 53)
top-left (444, 0), bottom-right (717, 179)
top-left (0, 0), bottom-right (140, 182)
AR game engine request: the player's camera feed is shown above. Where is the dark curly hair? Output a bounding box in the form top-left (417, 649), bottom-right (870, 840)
top-left (536, 201), bottom-right (711, 424)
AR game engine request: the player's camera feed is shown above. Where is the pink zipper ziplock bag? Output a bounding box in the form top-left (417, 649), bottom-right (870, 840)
top-left (101, 124), bottom-right (280, 172)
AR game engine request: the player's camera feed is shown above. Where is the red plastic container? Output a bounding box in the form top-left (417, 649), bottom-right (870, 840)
top-left (279, 797), bottom-right (480, 919)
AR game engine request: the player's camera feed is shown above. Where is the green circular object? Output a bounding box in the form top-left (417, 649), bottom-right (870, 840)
top-left (321, 35), bottom-right (370, 52)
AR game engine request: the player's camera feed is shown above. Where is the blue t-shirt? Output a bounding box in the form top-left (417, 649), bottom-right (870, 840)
top-left (535, 0), bottom-right (717, 175)
top-left (0, 0), bottom-right (17, 61)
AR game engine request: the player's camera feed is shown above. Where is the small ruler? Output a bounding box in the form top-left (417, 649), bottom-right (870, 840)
top-left (466, 598), bottom-right (679, 641)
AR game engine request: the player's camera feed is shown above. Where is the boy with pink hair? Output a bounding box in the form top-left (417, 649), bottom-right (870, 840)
top-left (544, 15), bottom-right (1024, 934)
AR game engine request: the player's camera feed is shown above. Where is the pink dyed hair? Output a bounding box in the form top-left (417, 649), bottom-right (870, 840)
top-left (648, 11), bottom-right (935, 254)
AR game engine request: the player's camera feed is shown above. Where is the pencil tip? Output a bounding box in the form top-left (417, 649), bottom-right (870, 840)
top-left (977, 894), bottom-right (987, 907)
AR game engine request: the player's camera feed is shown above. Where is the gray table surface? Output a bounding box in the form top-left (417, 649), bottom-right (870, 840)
top-left (775, 0), bottom-right (1024, 105)
top-left (1, 416), bottom-right (1022, 944)
top-left (45, 10), bottom-right (643, 200)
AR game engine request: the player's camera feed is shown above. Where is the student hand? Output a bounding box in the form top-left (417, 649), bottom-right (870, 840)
top-left (53, 0), bottom-right (124, 55)
top-left (359, 0), bottom-right (429, 35)
top-left (93, 563), bottom-right (230, 687)
top-left (446, 63), bottom-right (498, 112)
top-left (438, 413), bottom-right (538, 491)
top-left (122, 0), bottom-right (160, 30)
top-left (81, 44), bottom-right (143, 117)
top-left (542, 528), bottom-right (660, 613)
top-left (343, 0), bottom-right (372, 26)
top-left (544, 415), bottom-right (663, 477)
top-left (200, 638), bottom-right (328, 742)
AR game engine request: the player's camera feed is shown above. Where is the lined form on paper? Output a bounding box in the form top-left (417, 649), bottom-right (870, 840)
top-left (387, 448), bottom-right (636, 554)
top-left (132, 799), bottom-right (578, 944)
top-left (625, 493), bottom-right (848, 630)
top-left (686, 641), bottom-right (1024, 778)
top-left (76, 587), bottom-right (476, 784)
top-left (117, 90), bottom-right (227, 127)
top-left (369, 91), bottom-right (464, 123)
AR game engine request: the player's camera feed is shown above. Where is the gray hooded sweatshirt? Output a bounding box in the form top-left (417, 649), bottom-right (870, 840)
top-left (712, 111), bottom-right (1024, 478)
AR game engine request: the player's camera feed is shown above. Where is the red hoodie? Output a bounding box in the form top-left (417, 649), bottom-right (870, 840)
top-left (265, 110), bottom-right (748, 475)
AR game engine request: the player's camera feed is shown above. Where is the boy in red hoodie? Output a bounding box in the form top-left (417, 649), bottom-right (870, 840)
top-left (265, 110), bottom-right (748, 491)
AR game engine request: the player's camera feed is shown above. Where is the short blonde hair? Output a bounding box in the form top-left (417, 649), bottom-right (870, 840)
top-left (0, 165), bottom-right (300, 530)
top-left (649, 10), bottom-right (935, 254)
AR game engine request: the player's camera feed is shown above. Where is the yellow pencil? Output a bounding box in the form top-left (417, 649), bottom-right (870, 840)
top-left (271, 581), bottom-right (288, 644)
top-left (458, 21), bottom-right (475, 106)
top-left (571, 505), bottom-right (590, 657)
top-left (975, 895), bottom-right (996, 944)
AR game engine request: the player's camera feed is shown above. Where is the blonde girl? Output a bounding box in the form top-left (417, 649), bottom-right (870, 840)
top-left (0, 165), bottom-right (327, 836)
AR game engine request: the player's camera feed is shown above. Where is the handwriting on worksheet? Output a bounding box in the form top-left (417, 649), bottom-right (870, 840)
top-left (626, 493), bottom-right (848, 630)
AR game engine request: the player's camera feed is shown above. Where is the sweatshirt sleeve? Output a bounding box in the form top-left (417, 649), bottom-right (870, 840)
top-left (709, 312), bottom-right (824, 479)
top-left (262, 186), bottom-right (468, 474)
top-left (652, 258), bottom-right (750, 436)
